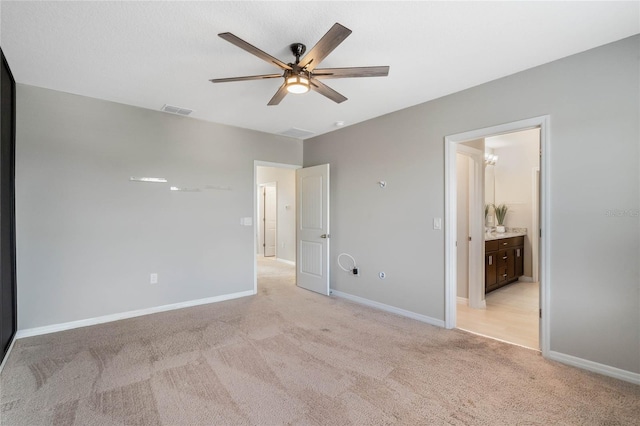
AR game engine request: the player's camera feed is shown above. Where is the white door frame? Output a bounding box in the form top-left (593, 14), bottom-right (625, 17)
top-left (254, 161), bottom-right (302, 294)
top-left (444, 115), bottom-right (550, 357)
top-left (532, 167), bottom-right (540, 283)
top-left (456, 145), bottom-right (485, 309)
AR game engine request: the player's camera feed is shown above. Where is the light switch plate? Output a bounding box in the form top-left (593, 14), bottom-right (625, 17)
top-left (433, 217), bottom-right (442, 230)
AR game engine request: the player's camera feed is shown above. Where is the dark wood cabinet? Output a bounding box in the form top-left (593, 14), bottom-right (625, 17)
top-left (485, 236), bottom-right (524, 293)
top-left (514, 246), bottom-right (524, 277)
top-left (485, 252), bottom-right (497, 288)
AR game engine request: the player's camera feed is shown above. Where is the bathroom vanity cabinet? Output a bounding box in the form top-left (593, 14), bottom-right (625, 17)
top-left (485, 235), bottom-right (524, 293)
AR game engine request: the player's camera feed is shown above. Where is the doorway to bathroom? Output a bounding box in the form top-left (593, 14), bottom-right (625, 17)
top-left (445, 116), bottom-right (549, 354)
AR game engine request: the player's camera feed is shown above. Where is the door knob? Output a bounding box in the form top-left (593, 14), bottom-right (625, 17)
top-left (320, 234), bottom-right (330, 239)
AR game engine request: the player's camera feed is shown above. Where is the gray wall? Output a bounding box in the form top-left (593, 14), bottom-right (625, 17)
top-left (16, 85), bottom-right (302, 329)
top-left (304, 36), bottom-right (639, 373)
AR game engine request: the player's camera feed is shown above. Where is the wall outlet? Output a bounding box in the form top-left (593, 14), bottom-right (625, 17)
top-left (150, 273), bottom-right (158, 284)
top-left (379, 272), bottom-right (386, 279)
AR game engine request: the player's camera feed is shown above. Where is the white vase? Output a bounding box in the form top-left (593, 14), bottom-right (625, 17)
top-left (496, 225), bottom-right (506, 233)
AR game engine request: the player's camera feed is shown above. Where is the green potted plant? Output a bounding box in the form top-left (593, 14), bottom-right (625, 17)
top-left (484, 203), bottom-right (492, 230)
top-left (493, 203), bottom-right (508, 233)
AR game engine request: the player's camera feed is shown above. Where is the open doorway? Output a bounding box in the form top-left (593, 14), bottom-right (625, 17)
top-left (457, 129), bottom-right (541, 349)
top-left (254, 162), bottom-right (299, 293)
top-left (445, 116), bottom-right (550, 355)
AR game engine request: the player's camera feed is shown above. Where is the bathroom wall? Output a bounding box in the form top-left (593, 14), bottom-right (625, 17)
top-left (488, 128), bottom-right (540, 278)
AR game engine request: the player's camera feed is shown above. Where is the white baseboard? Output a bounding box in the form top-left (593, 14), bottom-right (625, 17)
top-left (330, 290), bottom-right (445, 328)
top-left (16, 289), bottom-right (255, 339)
top-left (547, 350), bottom-right (640, 385)
top-left (457, 296), bottom-right (468, 305)
top-left (276, 258), bottom-right (295, 266)
top-left (518, 276), bottom-right (535, 283)
top-left (0, 335), bottom-right (17, 374)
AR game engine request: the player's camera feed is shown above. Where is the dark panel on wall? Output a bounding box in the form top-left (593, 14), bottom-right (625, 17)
top-left (0, 47), bottom-right (17, 364)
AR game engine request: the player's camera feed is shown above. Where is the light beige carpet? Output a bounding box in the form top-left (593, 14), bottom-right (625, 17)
top-left (1, 257), bottom-right (638, 425)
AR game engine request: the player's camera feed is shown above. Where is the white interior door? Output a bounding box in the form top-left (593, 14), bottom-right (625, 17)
top-left (264, 185), bottom-right (277, 257)
top-left (457, 145), bottom-right (485, 310)
top-left (296, 164), bottom-right (330, 295)
top-left (467, 152), bottom-right (485, 309)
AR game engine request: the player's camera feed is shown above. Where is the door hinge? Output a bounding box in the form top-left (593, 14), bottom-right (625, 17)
top-left (468, 236), bottom-right (472, 241)
top-left (539, 308), bottom-right (542, 319)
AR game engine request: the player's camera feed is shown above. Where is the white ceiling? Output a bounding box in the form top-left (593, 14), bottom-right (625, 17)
top-left (1, 1), bottom-right (638, 139)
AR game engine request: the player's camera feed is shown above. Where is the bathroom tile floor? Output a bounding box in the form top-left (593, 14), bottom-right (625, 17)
top-left (457, 281), bottom-right (539, 350)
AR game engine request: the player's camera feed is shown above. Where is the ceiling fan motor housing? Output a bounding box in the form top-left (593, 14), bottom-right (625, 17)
top-left (290, 43), bottom-right (307, 63)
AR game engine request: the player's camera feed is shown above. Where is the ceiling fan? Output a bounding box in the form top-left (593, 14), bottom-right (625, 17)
top-left (209, 23), bottom-right (390, 105)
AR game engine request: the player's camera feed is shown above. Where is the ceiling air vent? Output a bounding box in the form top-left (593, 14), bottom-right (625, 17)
top-left (161, 104), bottom-right (193, 116)
top-left (280, 128), bottom-right (315, 139)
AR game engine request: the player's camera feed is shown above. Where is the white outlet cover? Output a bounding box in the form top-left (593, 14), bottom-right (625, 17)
top-left (150, 273), bottom-right (158, 284)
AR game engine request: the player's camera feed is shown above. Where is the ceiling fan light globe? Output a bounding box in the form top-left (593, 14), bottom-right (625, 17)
top-left (286, 75), bottom-right (310, 94)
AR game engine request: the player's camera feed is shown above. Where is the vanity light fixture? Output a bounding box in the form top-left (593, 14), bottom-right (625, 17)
top-left (484, 153), bottom-right (498, 166)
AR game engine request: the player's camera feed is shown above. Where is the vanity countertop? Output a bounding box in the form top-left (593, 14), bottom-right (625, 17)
top-left (485, 231), bottom-right (527, 241)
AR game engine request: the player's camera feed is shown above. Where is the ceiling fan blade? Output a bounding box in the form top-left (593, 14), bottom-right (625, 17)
top-left (299, 23), bottom-right (352, 72)
top-left (210, 74), bottom-right (282, 83)
top-left (309, 79), bottom-right (347, 104)
top-left (218, 32), bottom-right (292, 70)
top-left (312, 66), bottom-right (390, 79)
top-left (267, 83), bottom-right (289, 106)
